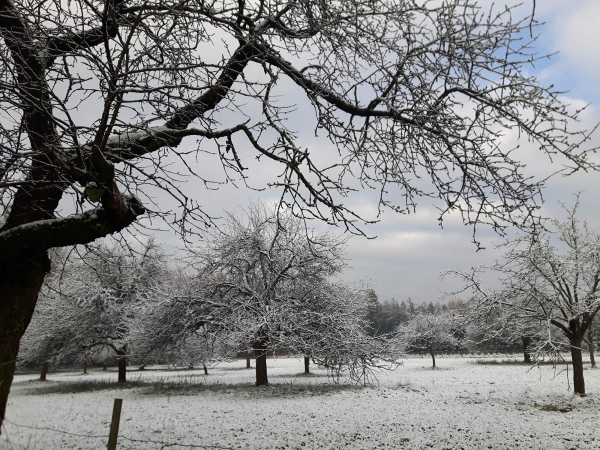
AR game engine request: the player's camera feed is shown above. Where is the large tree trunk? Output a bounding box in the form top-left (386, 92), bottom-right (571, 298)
top-left (570, 340), bottom-right (585, 395)
top-left (203, 363), bottom-right (208, 375)
top-left (587, 328), bottom-right (596, 368)
top-left (430, 349), bottom-right (436, 368)
top-left (304, 355), bottom-right (310, 374)
top-left (246, 354), bottom-right (251, 369)
top-left (40, 362), bottom-right (49, 381)
top-left (254, 342), bottom-right (268, 386)
top-left (522, 336), bottom-right (532, 363)
top-left (0, 254), bottom-right (48, 433)
top-left (116, 348), bottom-right (127, 383)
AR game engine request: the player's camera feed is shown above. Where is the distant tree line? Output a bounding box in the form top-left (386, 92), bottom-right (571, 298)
top-left (365, 293), bottom-right (466, 337)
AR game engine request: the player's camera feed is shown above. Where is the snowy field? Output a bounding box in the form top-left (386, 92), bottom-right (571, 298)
top-left (1, 356), bottom-right (599, 449)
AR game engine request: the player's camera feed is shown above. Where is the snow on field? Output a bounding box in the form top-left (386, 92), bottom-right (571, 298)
top-left (1, 357), bottom-right (599, 449)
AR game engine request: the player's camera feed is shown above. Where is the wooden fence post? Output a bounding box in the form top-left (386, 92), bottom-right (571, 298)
top-left (107, 398), bottom-right (123, 450)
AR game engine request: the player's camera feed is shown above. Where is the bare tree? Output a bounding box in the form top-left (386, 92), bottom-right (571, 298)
top-left (189, 203), bottom-right (346, 385)
top-left (396, 313), bottom-right (460, 368)
top-left (0, 0), bottom-right (597, 426)
top-left (446, 197), bottom-right (600, 394)
top-left (19, 239), bottom-right (170, 383)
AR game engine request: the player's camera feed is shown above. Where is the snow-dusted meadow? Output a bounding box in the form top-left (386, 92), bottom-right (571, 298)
top-left (2, 356), bottom-right (599, 449)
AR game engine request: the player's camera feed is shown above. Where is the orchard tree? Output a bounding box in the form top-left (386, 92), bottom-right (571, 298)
top-left (0, 0), bottom-right (597, 427)
top-left (447, 198), bottom-right (600, 394)
top-left (396, 313), bottom-right (460, 368)
top-left (19, 239), bottom-right (170, 383)
top-left (189, 203), bottom-right (346, 386)
top-left (77, 239), bottom-right (170, 382)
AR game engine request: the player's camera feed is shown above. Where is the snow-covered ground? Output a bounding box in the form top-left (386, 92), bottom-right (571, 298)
top-left (2, 356), bottom-right (599, 449)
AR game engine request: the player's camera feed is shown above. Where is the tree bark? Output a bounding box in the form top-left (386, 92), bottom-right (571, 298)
top-left (0, 254), bottom-right (48, 432)
top-left (83, 360), bottom-right (88, 375)
top-left (246, 354), bottom-right (251, 369)
top-left (304, 355), bottom-right (310, 374)
top-left (570, 340), bottom-right (585, 395)
top-left (254, 342), bottom-right (268, 386)
top-left (522, 336), bottom-right (532, 363)
top-left (40, 362), bottom-right (49, 381)
top-left (430, 349), bottom-right (436, 368)
top-left (587, 328), bottom-right (596, 368)
top-left (203, 363), bottom-right (208, 375)
top-left (116, 348), bottom-right (127, 383)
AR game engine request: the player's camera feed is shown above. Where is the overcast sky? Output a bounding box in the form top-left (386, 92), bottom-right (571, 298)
top-left (129, 1), bottom-right (600, 305)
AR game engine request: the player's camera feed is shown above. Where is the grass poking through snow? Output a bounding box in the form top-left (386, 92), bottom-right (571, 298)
top-left (473, 359), bottom-right (573, 366)
top-left (22, 376), bottom-right (363, 398)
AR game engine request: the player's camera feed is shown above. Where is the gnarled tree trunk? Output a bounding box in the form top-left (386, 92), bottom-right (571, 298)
top-left (0, 254), bottom-right (48, 431)
top-left (570, 339), bottom-right (585, 395)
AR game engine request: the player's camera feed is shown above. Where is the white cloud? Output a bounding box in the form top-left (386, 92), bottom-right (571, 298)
top-left (553, 2), bottom-right (600, 75)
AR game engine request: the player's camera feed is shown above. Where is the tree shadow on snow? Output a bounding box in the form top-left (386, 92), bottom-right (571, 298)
top-left (20, 378), bottom-right (363, 398)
